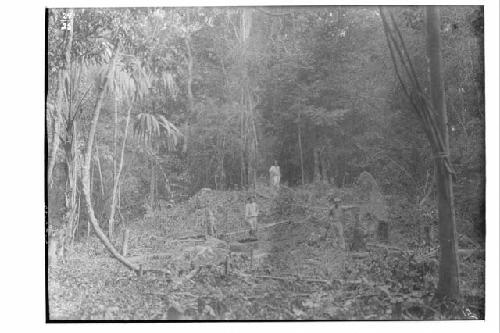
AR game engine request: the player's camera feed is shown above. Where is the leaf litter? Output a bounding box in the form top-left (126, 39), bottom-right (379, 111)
top-left (48, 186), bottom-right (484, 320)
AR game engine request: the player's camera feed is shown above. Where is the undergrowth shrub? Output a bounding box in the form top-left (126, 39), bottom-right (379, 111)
top-left (271, 189), bottom-right (303, 217)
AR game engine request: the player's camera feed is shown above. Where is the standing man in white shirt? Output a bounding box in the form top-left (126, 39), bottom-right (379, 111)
top-left (245, 196), bottom-right (259, 238)
top-left (269, 160), bottom-right (281, 189)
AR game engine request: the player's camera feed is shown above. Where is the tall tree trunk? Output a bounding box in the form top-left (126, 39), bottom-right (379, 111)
top-left (54, 9), bottom-right (76, 258)
top-left (320, 149), bottom-right (329, 184)
top-left (182, 10), bottom-right (193, 154)
top-left (81, 41), bottom-right (139, 272)
top-left (149, 158), bottom-right (157, 210)
top-left (240, 8), bottom-right (257, 190)
top-left (247, 138), bottom-right (256, 190)
top-left (419, 168), bottom-right (435, 207)
top-left (48, 72), bottom-right (65, 187)
top-left (473, 7), bottom-right (484, 116)
top-left (109, 105), bottom-right (132, 241)
top-left (117, 182), bottom-right (122, 217)
top-left (240, 99), bottom-right (246, 187)
top-left (297, 112), bottom-right (305, 186)
top-left (48, 9), bottom-right (74, 186)
top-left (113, 93), bottom-right (118, 185)
top-left (95, 146), bottom-right (105, 198)
top-left (72, 190), bottom-right (81, 242)
top-left (95, 145), bottom-right (106, 220)
top-left (313, 146), bottom-right (321, 183)
top-left (246, 91), bottom-right (258, 190)
top-left (220, 135), bottom-right (226, 190)
top-left (426, 6), bottom-right (459, 300)
top-left (88, 156), bottom-right (94, 240)
top-left (62, 121), bottom-right (80, 255)
top-left (215, 135), bottom-right (226, 190)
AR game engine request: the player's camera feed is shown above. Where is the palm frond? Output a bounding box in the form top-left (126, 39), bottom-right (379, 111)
top-left (161, 71), bottom-right (179, 100)
top-left (133, 112), bottom-right (182, 151)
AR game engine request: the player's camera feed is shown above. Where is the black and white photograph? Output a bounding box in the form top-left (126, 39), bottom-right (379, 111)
top-left (39, 2), bottom-right (496, 324)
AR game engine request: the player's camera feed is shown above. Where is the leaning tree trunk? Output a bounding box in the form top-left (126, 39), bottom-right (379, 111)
top-left (108, 105), bottom-right (132, 241)
top-left (426, 6), bottom-right (459, 300)
top-left (48, 9), bottom-right (74, 186)
top-left (81, 41), bottom-right (139, 272)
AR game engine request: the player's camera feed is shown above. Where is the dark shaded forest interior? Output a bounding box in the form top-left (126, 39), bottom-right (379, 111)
top-left (46, 6), bottom-right (485, 320)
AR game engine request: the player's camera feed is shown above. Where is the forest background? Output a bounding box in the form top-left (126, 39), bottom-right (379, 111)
top-left (0, 0), bottom-right (498, 330)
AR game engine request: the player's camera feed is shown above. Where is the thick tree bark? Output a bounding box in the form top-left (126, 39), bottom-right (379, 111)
top-left (426, 6), bottom-right (459, 300)
top-left (109, 105), bottom-right (132, 240)
top-left (81, 41), bottom-right (139, 272)
top-left (48, 9), bottom-right (74, 186)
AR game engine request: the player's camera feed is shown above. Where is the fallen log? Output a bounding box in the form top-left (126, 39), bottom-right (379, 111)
top-left (255, 191), bottom-right (272, 199)
top-left (177, 234), bottom-right (205, 240)
top-left (247, 293), bottom-right (310, 300)
top-left (128, 252), bottom-right (173, 262)
top-left (366, 242), bottom-right (484, 257)
top-left (140, 268), bottom-right (172, 278)
top-left (351, 252), bottom-right (370, 259)
top-left (170, 266), bottom-right (202, 290)
top-left (254, 275), bottom-right (329, 284)
top-left (224, 220), bottom-right (289, 237)
top-left (366, 242), bottom-right (406, 252)
top-left (457, 248), bottom-right (484, 256)
top-left (224, 217), bottom-right (312, 239)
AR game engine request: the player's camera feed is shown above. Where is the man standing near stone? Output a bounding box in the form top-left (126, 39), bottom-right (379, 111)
top-left (204, 208), bottom-right (217, 238)
top-left (269, 160), bottom-right (281, 189)
top-left (327, 196), bottom-right (347, 250)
